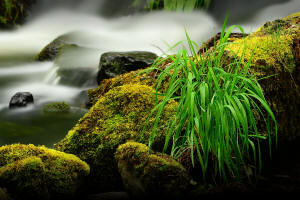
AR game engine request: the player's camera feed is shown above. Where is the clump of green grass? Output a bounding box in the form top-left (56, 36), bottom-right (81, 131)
top-left (142, 17), bottom-right (277, 182)
top-left (133, 0), bottom-right (211, 11)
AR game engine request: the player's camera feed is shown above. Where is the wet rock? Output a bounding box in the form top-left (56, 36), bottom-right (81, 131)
top-left (115, 141), bottom-right (190, 198)
top-left (35, 36), bottom-right (77, 61)
top-left (35, 31), bottom-right (84, 62)
top-left (9, 92), bottom-right (34, 109)
top-left (0, 144), bottom-right (90, 200)
top-left (97, 51), bottom-right (158, 84)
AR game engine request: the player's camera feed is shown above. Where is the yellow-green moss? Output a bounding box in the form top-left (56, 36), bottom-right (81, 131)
top-left (226, 18), bottom-right (298, 76)
top-left (55, 84), bottom-right (177, 191)
top-left (42, 102), bottom-right (70, 114)
top-left (0, 144), bottom-right (90, 199)
top-left (115, 141), bottom-right (190, 197)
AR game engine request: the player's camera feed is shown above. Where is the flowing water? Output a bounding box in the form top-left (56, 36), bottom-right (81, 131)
top-left (0, 0), bottom-right (299, 147)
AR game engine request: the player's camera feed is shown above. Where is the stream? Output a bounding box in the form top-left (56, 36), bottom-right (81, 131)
top-left (0, 0), bottom-right (299, 147)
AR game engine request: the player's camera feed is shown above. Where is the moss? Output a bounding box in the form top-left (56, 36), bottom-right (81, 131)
top-left (115, 141), bottom-right (190, 197)
top-left (226, 19), bottom-right (297, 76)
top-left (42, 102), bottom-right (71, 114)
top-left (55, 84), bottom-right (177, 191)
top-left (0, 0), bottom-right (35, 28)
top-left (88, 57), bottom-right (173, 106)
top-left (0, 144), bottom-right (90, 199)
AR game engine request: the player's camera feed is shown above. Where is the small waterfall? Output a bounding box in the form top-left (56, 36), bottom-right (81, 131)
top-left (43, 63), bottom-right (61, 85)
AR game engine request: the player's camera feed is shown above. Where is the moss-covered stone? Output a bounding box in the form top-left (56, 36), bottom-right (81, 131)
top-left (42, 102), bottom-right (71, 114)
top-left (195, 12), bottom-right (300, 141)
top-left (55, 84), bottom-right (177, 191)
top-left (224, 12), bottom-right (300, 141)
top-left (0, 144), bottom-right (90, 200)
top-left (115, 141), bottom-right (190, 198)
top-left (35, 35), bottom-right (78, 61)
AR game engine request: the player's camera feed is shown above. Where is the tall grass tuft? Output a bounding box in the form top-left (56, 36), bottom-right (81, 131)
top-left (142, 17), bottom-right (277, 182)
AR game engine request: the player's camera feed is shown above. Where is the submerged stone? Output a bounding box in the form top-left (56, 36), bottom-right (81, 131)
top-left (0, 144), bottom-right (90, 200)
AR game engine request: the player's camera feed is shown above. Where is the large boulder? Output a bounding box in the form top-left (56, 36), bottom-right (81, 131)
top-left (222, 12), bottom-right (300, 141)
top-left (97, 51), bottom-right (158, 84)
top-left (115, 141), bottom-right (190, 198)
top-left (54, 84), bottom-right (177, 192)
top-left (0, 144), bottom-right (90, 200)
top-left (9, 92), bottom-right (34, 109)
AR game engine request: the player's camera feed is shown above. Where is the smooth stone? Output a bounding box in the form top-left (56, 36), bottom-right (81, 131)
top-left (9, 92), bottom-right (34, 109)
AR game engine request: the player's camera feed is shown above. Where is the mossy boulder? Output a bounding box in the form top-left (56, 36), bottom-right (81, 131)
top-left (54, 84), bottom-right (177, 191)
top-left (97, 51), bottom-right (158, 85)
top-left (0, 0), bottom-right (35, 29)
top-left (42, 102), bottom-right (70, 114)
top-left (115, 141), bottom-right (190, 198)
top-left (224, 12), bottom-right (300, 141)
top-left (196, 12), bottom-right (300, 141)
top-left (0, 144), bottom-right (90, 200)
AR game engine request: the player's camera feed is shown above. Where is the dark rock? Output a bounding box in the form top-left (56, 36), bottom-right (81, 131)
top-left (197, 32), bottom-right (249, 54)
top-left (97, 51), bottom-right (158, 85)
top-left (9, 92), bottom-right (34, 109)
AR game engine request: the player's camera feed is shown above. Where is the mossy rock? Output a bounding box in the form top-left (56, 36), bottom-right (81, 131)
top-left (54, 84), bottom-right (177, 191)
top-left (35, 35), bottom-right (78, 61)
top-left (115, 141), bottom-right (190, 198)
top-left (225, 12), bottom-right (300, 141)
top-left (0, 144), bottom-right (90, 200)
top-left (42, 102), bottom-right (71, 114)
top-left (196, 12), bottom-right (300, 141)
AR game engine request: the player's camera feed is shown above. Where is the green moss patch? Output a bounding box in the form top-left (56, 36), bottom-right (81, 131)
top-left (42, 102), bottom-right (71, 114)
top-left (0, 144), bottom-right (90, 199)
